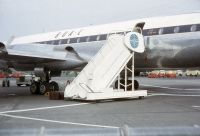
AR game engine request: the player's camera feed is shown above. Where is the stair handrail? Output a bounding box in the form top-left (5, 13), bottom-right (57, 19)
top-left (79, 83), bottom-right (94, 93)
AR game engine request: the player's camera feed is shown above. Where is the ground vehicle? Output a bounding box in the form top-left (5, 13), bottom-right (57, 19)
top-left (176, 70), bottom-right (183, 77)
top-left (186, 70), bottom-right (200, 77)
top-left (140, 72), bottom-right (148, 77)
top-left (16, 75), bottom-right (33, 86)
top-left (165, 71), bottom-right (176, 78)
top-left (158, 70), bottom-right (166, 78)
top-left (148, 70), bottom-right (160, 78)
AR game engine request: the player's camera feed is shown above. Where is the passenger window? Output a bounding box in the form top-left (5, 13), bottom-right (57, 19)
top-left (58, 40), bottom-right (62, 45)
top-left (79, 37), bottom-right (88, 42)
top-left (99, 34), bottom-right (107, 41)
top-left (51, 41), bottom-right (55, 45)
top-left (77, 38), bottom-right (80, 43)
top-left (96, 35), bottom-right (100, 41)
top-left (86, 37), bottom-right (90, 42)
top-left (53, 40), bottom-right (59, 45)
top-left (191, 25), bottom-right (197, 32)
top-left (89, 35), bottom-right (97, 41)
top-left (46, 41), bottom-right (52, 45)
top-left (69, 38), bottom-right (77, 43)
top-left (159, 28), bottom-right (164, 35)
top-left (61, 39), bottom-right (69, 44)
top-left (174, 26), bottom-right (180, 33)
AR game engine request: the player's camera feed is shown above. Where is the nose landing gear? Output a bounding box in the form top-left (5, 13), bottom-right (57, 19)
top-left (30, 68), bottom-right (59, 95)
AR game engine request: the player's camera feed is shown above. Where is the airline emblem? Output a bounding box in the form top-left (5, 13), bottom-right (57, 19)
top-left (124, 32), bottom-right (145, 53)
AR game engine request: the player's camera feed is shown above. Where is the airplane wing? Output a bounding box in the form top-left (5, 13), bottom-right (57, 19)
top-left (4, 43), bottom-right (88, 62)
top-left (0, 41), bottom-right (95, 71)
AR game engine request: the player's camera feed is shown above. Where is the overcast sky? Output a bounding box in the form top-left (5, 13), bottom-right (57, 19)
top-left (0, 0), bottom-right (200, 41)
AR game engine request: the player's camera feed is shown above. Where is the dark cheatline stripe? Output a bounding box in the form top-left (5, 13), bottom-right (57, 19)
top-left (197, 24), bottom-right (200, 31)
top-left (143, 24), bottom-right (200, 36)
top-left (37, 24), bottom-right (200, 45)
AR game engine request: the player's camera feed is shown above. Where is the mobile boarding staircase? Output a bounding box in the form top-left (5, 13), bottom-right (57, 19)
top-left (64, 31), bottom-right (147, 101)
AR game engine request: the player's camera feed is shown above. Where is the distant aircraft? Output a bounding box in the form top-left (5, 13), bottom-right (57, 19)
top-left (0, 12), bottom-right (200, 94)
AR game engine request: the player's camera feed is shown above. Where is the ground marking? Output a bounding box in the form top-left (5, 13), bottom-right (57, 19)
top-left (192, 105), bottom-right (200, 108)
top-left (148, 93), bottom-right (200, 97)
top-left (0, 103), bottom-right (90, 114)
top-left (0, 113), bottom-right (119, 129)
top-left (141, 84), bottom-right (200, 91)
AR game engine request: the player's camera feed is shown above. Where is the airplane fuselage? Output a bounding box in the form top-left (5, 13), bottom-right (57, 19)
top-left (1, 13), bottom-right (200, 72)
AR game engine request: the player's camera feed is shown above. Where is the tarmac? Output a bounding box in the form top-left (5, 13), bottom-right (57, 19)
top-left (0, 77), bottom-right (200, 130)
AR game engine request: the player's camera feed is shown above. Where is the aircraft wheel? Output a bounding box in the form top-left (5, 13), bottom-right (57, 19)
top-left (134, 80), bottom-right (139, 90)
top-left (49, 81), bottom-right (59, 92)
top-left (39, 82), bottom-right (49, 95)
top-left (30, 82), bottom-right (40, 94)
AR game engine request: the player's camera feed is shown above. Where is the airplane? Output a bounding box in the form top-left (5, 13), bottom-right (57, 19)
top-left (0, 12), bottom-right (200, 95)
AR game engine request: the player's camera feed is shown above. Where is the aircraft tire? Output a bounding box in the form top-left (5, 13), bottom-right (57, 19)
top-left (134, 80), bottom-right (139, 90)
top-left (39, 82), bottom-right (49, 95)
top-left (49, 81), bottom-right (59, 92)
top-left (2, 80), bottom-right (5, 87)
top-left (30, 82), bottom-right (40, 94)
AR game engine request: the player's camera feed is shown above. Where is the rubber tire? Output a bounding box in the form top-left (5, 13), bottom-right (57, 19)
top-left (39, 82), bottom-right (49, 95)
top-left (30, 82), bottom-right (40, 94)
top-left (134, 80), bottom-right (139, 90)
top-left (17, 84), bottom-right (22, 87)
top-left (6, 80), bottom-right (10, 87)
top-left (49, 81), bottom-right (59, 92)
top-left (2, 80), bottom-right (6, 87)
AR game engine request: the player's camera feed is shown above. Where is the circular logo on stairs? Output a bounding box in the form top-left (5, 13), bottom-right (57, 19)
top-left (130, 34), bottom-right (139, 48)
